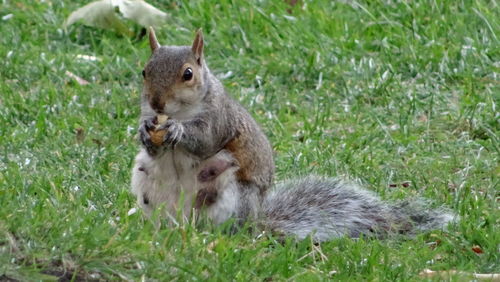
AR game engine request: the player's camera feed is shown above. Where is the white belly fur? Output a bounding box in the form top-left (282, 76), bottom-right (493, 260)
top-left (131, 148), bottom-right (200, 222)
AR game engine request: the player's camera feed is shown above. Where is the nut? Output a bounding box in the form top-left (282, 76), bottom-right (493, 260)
top-left (149, 114), bottom-right (169, 146)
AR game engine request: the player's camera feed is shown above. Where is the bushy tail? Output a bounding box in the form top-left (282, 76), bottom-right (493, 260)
top-left (389, 200), bottom-right (457, 235)
top-left (261, 176), bottom-right (457, 242)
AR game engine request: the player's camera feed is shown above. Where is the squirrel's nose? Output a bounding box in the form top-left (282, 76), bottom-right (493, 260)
top-left (150, 97), bottom-right (165, 114)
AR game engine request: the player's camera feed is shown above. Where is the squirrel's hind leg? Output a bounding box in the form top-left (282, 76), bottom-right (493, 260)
top-left (196, 150), bottom-right (246, 225)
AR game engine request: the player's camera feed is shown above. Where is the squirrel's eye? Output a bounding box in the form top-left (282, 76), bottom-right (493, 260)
top-left (183, 67), bottom-right (193, 81)
top-left (142, 70), bottom-right (146, 78)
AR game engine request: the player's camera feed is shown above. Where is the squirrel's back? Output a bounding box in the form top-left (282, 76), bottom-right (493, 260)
top-left (221, 97), bottom-right (274, 194)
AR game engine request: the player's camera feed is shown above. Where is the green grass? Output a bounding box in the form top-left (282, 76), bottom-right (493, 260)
top-left (1, 0), bottom-right (498, 280)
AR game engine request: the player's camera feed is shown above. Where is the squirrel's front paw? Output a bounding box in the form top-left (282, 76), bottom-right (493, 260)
top-left (158, 119), bottom-right (185, 146)
top-left (139, 118), bottom-right (160, 156)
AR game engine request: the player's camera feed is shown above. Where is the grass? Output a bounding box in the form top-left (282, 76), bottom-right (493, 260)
top-left (0, 0), bottom-right (498, 280)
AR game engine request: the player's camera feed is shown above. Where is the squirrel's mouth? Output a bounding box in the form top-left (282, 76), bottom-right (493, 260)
top-left (162, 102), bottom-right (179, 115)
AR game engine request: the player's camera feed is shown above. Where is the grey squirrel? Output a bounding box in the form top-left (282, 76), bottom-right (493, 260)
top-left (131, 27), bottom-right (274, 223)
top-left (131, 28), bottom-right (456, 240)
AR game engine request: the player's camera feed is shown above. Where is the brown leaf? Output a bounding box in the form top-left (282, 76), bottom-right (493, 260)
top-left (389, 181), bottom-right (411, 188)
top-left (91, 138), bottom-right (102, 146)
top-left (472, 245), bottom-right (484, 254)
top-left (75, 128), bottom-right (85, 143)
top-left (285, 0), bottom-right (300, 14)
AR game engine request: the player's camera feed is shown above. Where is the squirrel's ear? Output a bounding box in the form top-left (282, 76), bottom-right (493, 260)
top-left (191, 29), bottom-right (204, 65)
top-left (149, 27), bottom-right (160, 52)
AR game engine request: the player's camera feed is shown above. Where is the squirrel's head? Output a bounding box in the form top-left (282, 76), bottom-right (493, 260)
top-left (142, 27), bottom-right (207, 117)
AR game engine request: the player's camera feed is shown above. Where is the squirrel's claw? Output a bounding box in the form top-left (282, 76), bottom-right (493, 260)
top-left (139, 118), bottom-right (159, 156)
top-left (161, 120), bottom-right (184, 146)
top-left (144, 118), bottom-right (157, 131)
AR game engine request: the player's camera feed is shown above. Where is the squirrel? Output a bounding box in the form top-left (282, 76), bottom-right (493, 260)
top-left (131, 28), bottom-right (274, 223)
top-left (131, 28), bottom-right (456, 239)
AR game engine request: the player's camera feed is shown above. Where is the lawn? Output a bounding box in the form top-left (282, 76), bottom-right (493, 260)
top-left (0, 0), bottom-right (498, 280)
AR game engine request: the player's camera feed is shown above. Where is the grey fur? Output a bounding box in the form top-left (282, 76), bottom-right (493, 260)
top-left (261, 176), bottom-right (457, 241)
